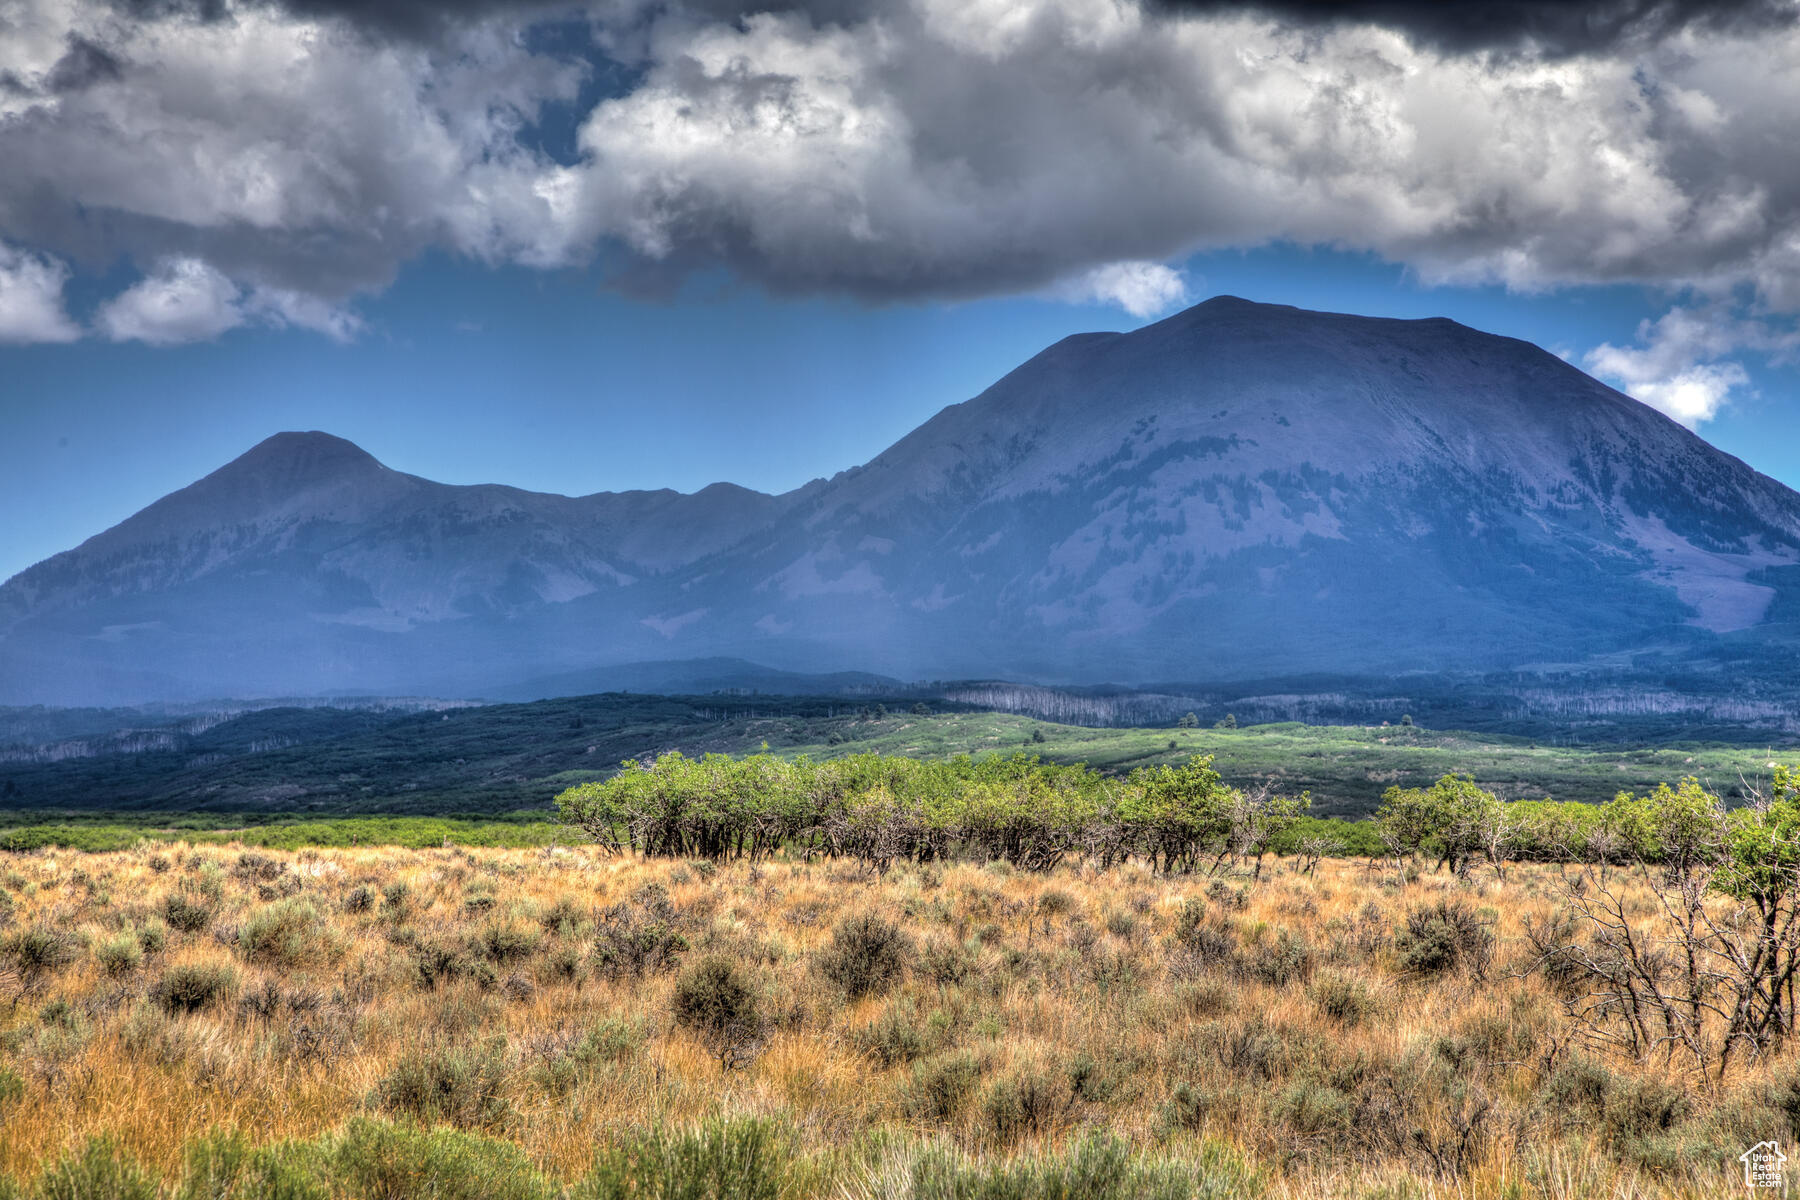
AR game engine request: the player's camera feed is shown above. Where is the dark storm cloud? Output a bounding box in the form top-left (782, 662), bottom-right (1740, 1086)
top-left (44, 37), bottom-right (124, 92)
top-left (1145, 0), bottom-right (1799, 55)
top-left (5, 0), bottom-right (1800, 395)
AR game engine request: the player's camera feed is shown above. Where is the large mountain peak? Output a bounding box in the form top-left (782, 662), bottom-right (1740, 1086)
top-left (9, 299), bottom-right (1800, 704)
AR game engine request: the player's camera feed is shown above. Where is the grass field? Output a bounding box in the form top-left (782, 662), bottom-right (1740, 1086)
top-left (0, 841), bottom-right (1788, 1198)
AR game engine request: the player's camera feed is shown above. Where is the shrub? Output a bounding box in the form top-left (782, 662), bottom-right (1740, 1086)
top-left (852, 1006), bottom-right (926, 1067)
top-left (374, 1041), bottom-right (512, 1130)
top-left (815, 912), bottom-right (914, 1000)
top-left (1309, 971), bottom-right (1375, 1026)
top-left (0, 1064), bottom-right (23, 1110)
top-left (475, 918), bottom-right (542, 964)
top-left (1245, 931), bottom-right (1314, 986)
top-left (138, 919), bottom-right (169, 955)
top-left (95, 931), bottom-right (144, 977)
top-left (908, 1134), bottom-right (1246, 1200)
top-left (904, 1051), bottom-right (984, 1122)
top-left (29, 1135), bottom-right (158, 1200)
top-left (592, 898), bottom-right (687, 979)
top-left (1172, 903), bottom-right (1236, 965)
top-left (1, 925), bottom-right (75, 989)
top-left (672, 955), bottom-right (761, 1051)
top-left (330, 1117), bottom-right (551, 1200)
top-left (343, 886), bottom-right (376, 914)
top-left (164, 892), bottom-right (214, 934)
top-left (577, 1118), bottom-right (795, 1200)
top-left (152, 962), bottom-right (239, 1013)
top-left (983, 1066), bottom-right (1072, 1145)
top-left (1395, 899), bottom-right (1493, 978)
top-left (175, 1127), bottom-right (329, 1200)
top-left (238, 900), bottom-right (330, 967)
top-left (918, 938), bottom-right (979, 988)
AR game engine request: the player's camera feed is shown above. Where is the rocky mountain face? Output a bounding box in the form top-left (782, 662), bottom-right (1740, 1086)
top-left (8, 296), bottom-right (1800, 705)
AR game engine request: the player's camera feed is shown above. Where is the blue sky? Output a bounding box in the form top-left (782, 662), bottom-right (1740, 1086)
top-left (6, 0), bottom-right (1800, 585)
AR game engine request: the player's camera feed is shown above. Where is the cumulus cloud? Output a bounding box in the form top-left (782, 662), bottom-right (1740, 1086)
top-left (7, 0), bottom-right (1800, 342)
top-left (1144, 0), bottom-right (1797, 56)
top-left (1058, 262), bottom-right (1192, 317)
top-left (0, 241), bottom-right (81, 344)
top-left (1585, 306), bottom-right (1800, 426)
top-left (95, 257), bottom-right (247, 344)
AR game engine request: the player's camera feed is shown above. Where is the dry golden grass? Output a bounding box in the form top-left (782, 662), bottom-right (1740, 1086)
top-left (0, 843), bottom-right (1786, 1197)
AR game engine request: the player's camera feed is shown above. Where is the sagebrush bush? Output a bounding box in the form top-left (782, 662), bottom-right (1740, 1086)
top-left (904, 1051), bottom-right (984, 1122)
top-left (374, 1041), bottom-right (512, 1130)
top-left (28, 1135), bottom-right (158, 1200)
top-left (152, 962), bottom-right (238, 1013)
top-left (907, 1134), bottom-right (1257, 1200)
top-left (163, 892), bottom-right (213, 934)
top-left (1309, 970), bottom-right (1375, 1026)
top-left (578, 1118), bottom-right (793, 1200)
top-left (94, 931), bottom-right (143, 977)
top-left (1, 926), bottom-right (75, 989)
top-left (331, 1118), bottom-right (549, 1200)
top-left (852, 1006), bottom-right (927, 1067)
top-left (174, 1127), bottom-right (329, 1200)
top-left (1395, 899), bottom-right (1493, 978)
top-left (238, 900), bottom-right (331, 967)
top-left (0, 1064), bottom-right (23, 1110)
top-left (815, 912), bottom-right (913, 1000)
top-left (983, 1066), bottom-right (1072, 1146)
top-left (672, 955), bottom-right (760, 1050)
top-left (475, 918), bottom-right (541, 963)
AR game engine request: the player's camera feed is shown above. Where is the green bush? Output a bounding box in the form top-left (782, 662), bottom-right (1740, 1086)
top-left (907, 1134), bottom-right (1258, 1200)
top-left (853, 1006), bottom-right (927, 1067)
top-left (1244, 932), bottom-right (1313, 986)
top-left (163, 892), bottom-right (213, 934)
top-left (1308, 971), bottom-right (1374, 1026)
top-left (1395, 900), bottom-right (1493, 978)
top-left (475, 918), bottom-right (542, 964)
top-left (905, 1052), bottom-right (985, 1122)
top-left (95, 931), bottom-right (144, 977)
top-left (577, 1117), bottom-right (794, 1200)
top-left (238, 900), bottom-right (329, 967)
top-left (1, 926), bottom-right (76, 987)
top-left (329, 1118), bottom-right (551, 1200)
top-left (815, 913), bottom-right (914, 1000)
top-left (152, 962), bottom-right (239, 1013)
top-left (672, 956), bottom-right (761, 1048)
top-left (374, 1041), bottom-right (512, 1129)
top-left (0, 1064), bottom-right (23, 1110)
top-left (983, 1067), bottom-right (1071, 1146)
top-left (29, 1135), bottom-right (158, 1200)
top-left (174, 1127), bottom-right (328, 1200)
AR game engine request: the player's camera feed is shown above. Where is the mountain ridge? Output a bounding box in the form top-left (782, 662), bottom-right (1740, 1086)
top-left (7, 296), bottom-right (1800, 704)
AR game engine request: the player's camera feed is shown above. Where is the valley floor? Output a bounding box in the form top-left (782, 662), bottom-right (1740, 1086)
top-left (0, 844), bottom-right (1784, 1198)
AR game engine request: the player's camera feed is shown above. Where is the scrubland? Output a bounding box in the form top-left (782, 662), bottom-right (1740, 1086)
top-left (0, 840), bottom-right (1789, 1199)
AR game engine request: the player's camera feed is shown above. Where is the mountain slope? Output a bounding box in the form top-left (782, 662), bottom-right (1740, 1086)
top-left (7, 297), bottom-right (1800, 703)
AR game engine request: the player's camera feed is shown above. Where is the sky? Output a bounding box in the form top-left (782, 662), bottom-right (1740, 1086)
top-left (6, 0), bottom-right (1800, 584)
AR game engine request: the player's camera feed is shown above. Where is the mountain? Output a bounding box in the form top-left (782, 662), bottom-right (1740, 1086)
top-left (8, 296), bottom-right (1800, 705)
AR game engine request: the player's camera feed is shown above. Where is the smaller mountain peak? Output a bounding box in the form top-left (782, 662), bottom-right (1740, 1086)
top-left (244, 431), bottom-right (380, 464)
top-left (198, 431), bottom-right (388, 499)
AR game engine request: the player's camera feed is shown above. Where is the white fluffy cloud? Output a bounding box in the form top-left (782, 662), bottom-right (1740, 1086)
top-left (1585, 307), bottom-right (1800, 426)
top-left (0, 242), bottom-right (80, 344)
top-left (5, 0), bottom-right (1800, 356)
top-left (1058, 262), bottom-right (1193, 317)
top-left (96, 258), bottom-right (248, 345)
